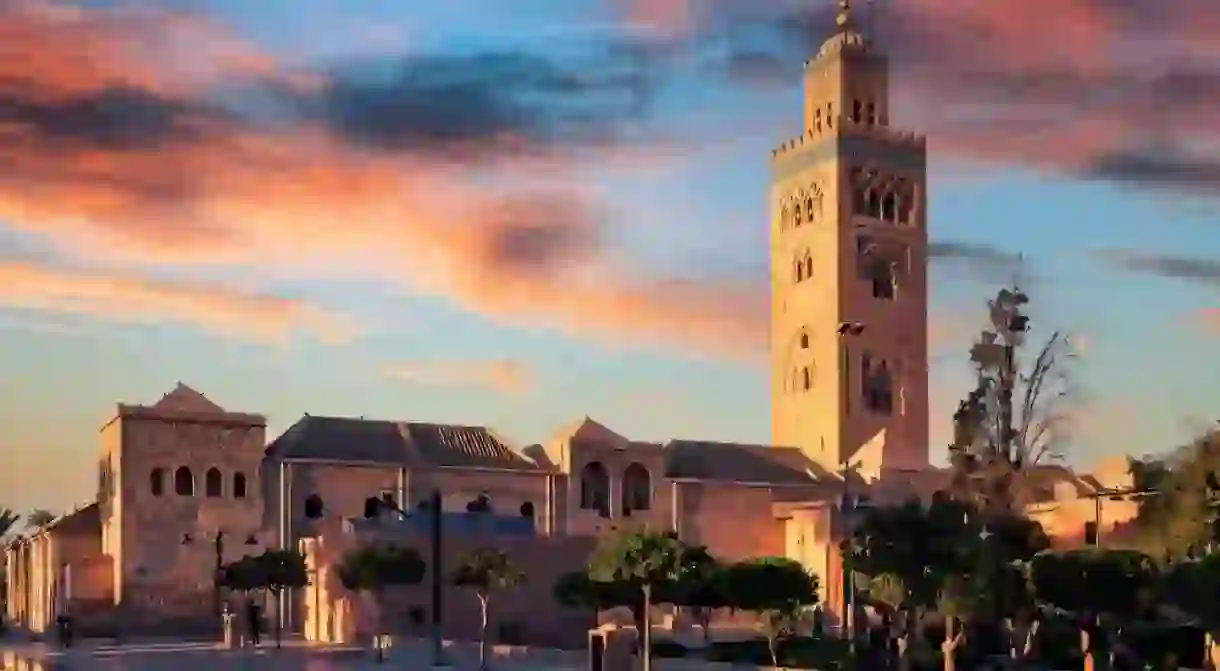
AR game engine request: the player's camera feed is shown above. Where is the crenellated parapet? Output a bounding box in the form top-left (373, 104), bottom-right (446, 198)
top-left (771, 120), bottom-right (926, 160)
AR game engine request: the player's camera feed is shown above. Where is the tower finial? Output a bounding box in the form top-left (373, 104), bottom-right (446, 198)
top-left (836, 0), bottom-right (853, 31)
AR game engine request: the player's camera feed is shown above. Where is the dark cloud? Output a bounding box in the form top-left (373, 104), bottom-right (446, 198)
top-left (0, 86), bottom-right (210, 149)
top-left (292, 49), bottom-right (659, 159)
top-left (1085, 149), bottom-right (1220, 195)
top-left (1101, 251), bottom-right (1220, 285)
top-left (929, 241), bottom-right (1027, 283)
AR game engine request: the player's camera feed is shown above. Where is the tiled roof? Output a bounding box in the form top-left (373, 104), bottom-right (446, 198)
top-left (265, 415), bottom-right (543, 471)
top-left (664, 440), bottom-right (821, 485)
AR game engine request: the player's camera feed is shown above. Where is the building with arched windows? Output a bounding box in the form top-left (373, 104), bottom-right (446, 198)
top-left (3, 1), bottom-right (1138, 644)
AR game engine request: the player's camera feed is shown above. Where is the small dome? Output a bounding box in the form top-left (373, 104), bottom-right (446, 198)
top-left (818, 30), bottom-right (868, 58)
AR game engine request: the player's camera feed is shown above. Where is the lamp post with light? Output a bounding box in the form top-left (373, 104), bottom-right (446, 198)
top-left (182, 529), bottom-right (259, 615)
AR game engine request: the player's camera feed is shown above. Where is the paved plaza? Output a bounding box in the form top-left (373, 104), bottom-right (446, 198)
top-left (0, 639), bottom-right (591, 671)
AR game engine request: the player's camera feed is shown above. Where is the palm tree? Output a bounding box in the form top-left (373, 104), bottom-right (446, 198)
top-left (937, 577), bottom-right (976, 671)
top-left (0, 509), bottom-right (19, 537)
top-left (451, 548), bottom-right (524, 670)
top-left (26, 509), bottom-right (55, 529)
top-left (868, 573), bottom-right (910, 670)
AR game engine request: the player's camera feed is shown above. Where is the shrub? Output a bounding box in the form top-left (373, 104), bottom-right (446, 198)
top-left (649, 640), bottom-right (688, 658)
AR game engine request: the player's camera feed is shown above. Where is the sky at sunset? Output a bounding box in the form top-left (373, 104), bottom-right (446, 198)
top-left (2, 0), bottom-right (1219, 515)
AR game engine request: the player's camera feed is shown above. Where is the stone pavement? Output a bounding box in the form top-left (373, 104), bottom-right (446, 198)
top-left (0, 637), bottom-right (756, 670)
top-left (0, 638), bottom-right (589, 670)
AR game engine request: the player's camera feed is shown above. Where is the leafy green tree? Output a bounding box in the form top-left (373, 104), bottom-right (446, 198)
top-left (587, 530), bottom-right (687, 671)
top-left (451, 548), bottom-right (524, 670)
top-left (1128, 429), bottom-right (1220, 560)
top-left (724, 557), bottom-right (818, 667)
top-left (948, 286), bottom-right (1077, 515)
top-left (337, 543), bottom-right (427, 662)
top-left (253, 549), bottom-right (308, 648)
top-left (671, 545), bottom-right (727, 645)
top-left (26, 509), bottom-right (55, 529)
top-left (1029, 549), bottom-right (1157, 667)
top-left (1163, 554), bottom-right (1220, 669)
top-left (852, 496), bottom-right (1047, 610)
top-left (218, 556), bottom-right (262, 594)
top-left (553, 570), bottom-right (635, 612)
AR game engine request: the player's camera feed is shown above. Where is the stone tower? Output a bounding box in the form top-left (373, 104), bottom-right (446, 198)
top-left (98, 384), bottom-right (268, 611)
top-left (769, 0), bottom-right (929, 474)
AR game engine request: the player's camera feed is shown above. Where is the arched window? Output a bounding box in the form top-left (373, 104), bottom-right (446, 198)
top-left (150, 468), bottom-right (166, 497)
top-left (622, 463), bottom-right (651, 515)
top-left (233, 472), bottom-right (247, 498)
top-left (899, 183), bottom-right (916, 223)
top-left (792, 202), bottom-right (802, 227)
top-left (580, 462), bottom-right (610, 517)
top-left (304, 494), bottom-right (324, 519)
top-left (466, 493), bottom-right (493, 513)
top-left (520, 501), bottom-right (535, 518)
top-left (862, 355), bottom-right (894, 415)
top-left (870, 259), bottom-right (895, 300)
top-left (205, 468), bottom-right (223, 497)
top-left (800, 333), bottom-right (809, 349)
top-left (795, 252), bottom-right (812, 283)
top-left (881, 191), bottom-right (898, 222)
top-left (867, 189), bottom-right (882, 219)
top-left (804, 195), bottom-right (815, 222)
top-left (174, 467), bottom-right (194, 496)
top-left (852, 99), bottom-right (862, 123)
top-left (802, 367), bottom-right (812, 391)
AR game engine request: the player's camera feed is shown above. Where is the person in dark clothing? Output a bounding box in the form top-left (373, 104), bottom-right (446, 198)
top-left (246, 599), bottom-right (262, 646)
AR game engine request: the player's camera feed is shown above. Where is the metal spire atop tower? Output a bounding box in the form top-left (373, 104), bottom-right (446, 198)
top-left (836, 0), bottom-right (854, 32)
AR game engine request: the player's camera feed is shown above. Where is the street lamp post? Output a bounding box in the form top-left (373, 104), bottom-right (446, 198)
top-left (839, 459), bottom-right (864, 657)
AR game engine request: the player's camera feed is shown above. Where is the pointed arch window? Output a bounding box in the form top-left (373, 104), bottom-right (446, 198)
top-left (580, 461), bottom-right (610, 517)
top-left (622, 463), bottom-right (651, 515)
top-left (794, 251), bottom-right (813, 283)
top-left (792, 202), bottom-right (803, 228)
top-left (881, 190), bottom-right (898, 222)
top-left (233, 472), bottom-right (248, 499)
top-left (205, 468), bottom-right (223, 498)
top-left (174, 467), bottom-right (195, 496)
top-left (866, 188), bottom-right (882, 219)
top-left (862, 354), bottom-right (894, 415)
top-left (870, 258), bottom-right (896, 300)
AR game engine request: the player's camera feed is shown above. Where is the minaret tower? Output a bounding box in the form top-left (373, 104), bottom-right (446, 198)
top-left (768, 0), bottom-right (929, 474)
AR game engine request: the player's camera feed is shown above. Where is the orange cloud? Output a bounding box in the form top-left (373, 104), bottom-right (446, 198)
top-left (0, 0), bottom-right (766, 359)
top-left (0, 260), bottom-right (352, 342)
top-left (382, 359), bottom-right (533, 395)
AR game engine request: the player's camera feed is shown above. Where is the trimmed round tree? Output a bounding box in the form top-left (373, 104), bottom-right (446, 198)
top-left (336, 543), bottom-right (427, 662)
top-left (724, 557), bottom-right (819, 667)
